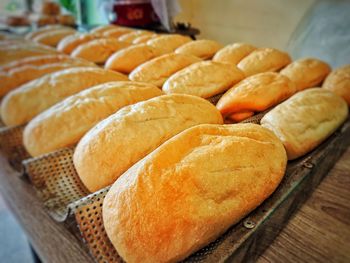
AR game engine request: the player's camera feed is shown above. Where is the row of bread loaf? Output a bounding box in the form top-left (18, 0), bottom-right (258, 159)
top-left (1, 25), bottom-right (350, 263)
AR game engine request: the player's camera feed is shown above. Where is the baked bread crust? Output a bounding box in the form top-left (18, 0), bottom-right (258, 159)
top-left (0, 67), bottom-right (128, 126)
top-left (175, 39), bottom-right (223, 59)
top-left (237, 48), bottom-right (291, 76)
top-left (213, 43), bottom-right (257, 65)
top-left (280, 57), bottom-right (331, 91)
top-left (103, 123), bottom-right (287, 263)
top-left (216, 72), bottom-right (296, 117)
top-left (32, 28), bottom-right (76, 47)
top-left (23, 81), bottom-right (163, 157)
top-left (147, 34), bottom-right (192, 54)
top-left (261, 88), bottom-right (348, 160)
top-left (129, 53), bottom-right (201, 87)
top-left (57, 33), bottom-right (101, 54)
top-left (73, 94), bottom-right (223, 192)
top-left (323, 64), bottom-right (350, 105)
top-left (163, 61), bottom-right (245, 98)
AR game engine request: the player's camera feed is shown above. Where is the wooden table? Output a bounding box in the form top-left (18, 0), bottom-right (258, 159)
top-left (0, 147), bottom-right (349, 263)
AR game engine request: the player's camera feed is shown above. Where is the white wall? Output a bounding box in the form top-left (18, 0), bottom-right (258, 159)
top-left (174, 0), bottom-right (316, 50)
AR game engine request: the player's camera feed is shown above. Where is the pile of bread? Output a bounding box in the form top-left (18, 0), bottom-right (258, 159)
top-left (1, 24), bottom-right (349, 262)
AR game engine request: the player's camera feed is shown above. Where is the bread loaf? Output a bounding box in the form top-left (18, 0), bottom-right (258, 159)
top-left (132, 34), bottom-right (159, 44)
top-left (0, 44), bottom-right (58, 65)
top-left (103, 28), bottom-right (134, 38)
top-left (216, 72), bottom-right (296, 120)
top-left (237, 48), bottom-right (291, 76)
top-left (1, 67), bottom-right (128, 126)
top-left (280, 58), bottom-right (331, 91)
top-left (213, 43), bottom-right (256, 65)
top-left (147, 34), bottom-right (192, 53)
top-left (228, 111), bottom-right (254, 122)
top-left (129, 53), bottom-right (201, 87)
top-left (73, 94), bottom-right (223, 192)
top-left (57, 33), bottom-right (101, 54)
top-left (0, 60), bottom-right (96, 97)
top-left (118, 30), bottom-right (153, 43)
top-left (103, 123), bottom-right (287, 263)
top-left (105, 44), bottom-right (164, 74)
top-left (71, 38), bottom-right (130, 64)
top-left (90, 25), bottom-right (121, 35)
top-left (175, 39), bottom-right (223, 59)
top-left (261, 88), bottom-right (348, 160)
top-left (163, 61), bottom-right (245, 98)
top-left (24, 81), bottom-right (163, 157)
top-left (323, 64), bottom-right (350, 105)
top-left (56, 14), bottom-right (75, 26)
top-left (25, 25), bottom-right (68, 40)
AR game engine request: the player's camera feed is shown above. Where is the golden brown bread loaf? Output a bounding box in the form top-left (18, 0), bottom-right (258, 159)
top-left (1, 67), bottom-right (128, 126)
top-left (213, 43), bottom-right (257, 65)
top-left (0, 54), bottom-right (72, 72)
top-left (118, 30), bottom-right (153, 43)
top-left (216, 72), bottom-right (296, 120)
top-left (73, 94), bottom-right (223, 192)
top-left (103, 27), bottom-right (134, 38)
top-left (56, 14), bottom-right (76, 26)
top-left (25, 25), bottom-right (68, 40)
top-left (323, 65), bottom-right (350, 105)
top-left (103, 123), bottom-right (287, 263)
top-left (132, 34), bottom-right (159, 44)
top-left (129, 53), bottom-right (201, 87)
top-left (105, 44), bottom-right (164, 74)
top-left (174, 39), bottom-right (223, 59)
top-left (71, 38), bottom-right (130, 64)
top-left (228, 111), bottom-right (254, 122)
top-left (261, 88), bottom-right (348, 160)
top-left (57, 33), bottom-right (101, 54)
top-left (237, 48), bottom-right (291, 76)
top-left (0, 59), bottom-right (96, 97)
top-left (280, 58), bottom-right (331, 91)
top-left (163, 61), bottom-right (245, 98)
top-left (90, 24), bottom-right (120, 35)
top-left (24, 81), bottom-right (163, 157)
top-left (0, 44), bottom-right (58, 65)
top-left (147, 34), bottom-right (192, 53)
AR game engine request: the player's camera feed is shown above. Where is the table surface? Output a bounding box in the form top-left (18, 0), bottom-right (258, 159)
top-left (0, 147), bottom-right (349, 263)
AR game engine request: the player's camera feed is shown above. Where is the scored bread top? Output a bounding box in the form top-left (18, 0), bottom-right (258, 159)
top-left (237, 47), bottom-right (291, 76)
top-left (73, 94), bottom-right (223, 192)
top-left (0, 67), bottom-right (128, 126)
top-left (175, 39), bottom-right (223, 59)
top-left (163, 60), bottom-right (245, 98)
top-left (323, 64), bottom-right (350, 105)
top-left (103, 123), bottom-right (287, 263)
top-left (23, 81), bottom-right (163, 157)
top-left (280, 57), bottom-right (331, 91)
top-left (261, 88), bottom-right (348, 160)
top-left (213, 42), bottom-right (257, 65)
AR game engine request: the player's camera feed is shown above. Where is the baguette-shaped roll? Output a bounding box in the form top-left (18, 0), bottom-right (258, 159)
top-left (0, 54), bottom-right (72, 72)
top-left (217, 72), bottom-right (296, 119)
top-left (0, 60), bottom-right (96, 97)
top-left (32, 28), bottom-right (76, 47)
top-left (175, 39), bottom-right (223, 59)
top-left (24, 81), bottom-right (163, 157)
top-left (1, 67), bottom-right (128, 126)
top-left (213, 43), bottom-right (256, 65)
top-left (0, 45), bottom-right (58, 65)
top-left (228, 111), bottom-right (254, 122)
top-left (103, 27), bottom-right (134, 38)
top-left (57, 33), bottom-right (101, 54)
top-left (90, 24), bottom-right (120, 35)
top-left (261, 88), bottom-right (348, 160)
top-left (132, 34), bottom-right (159, 44)
top-left (147, 34), bottom-right (192, 53)
top-left (280, 58), bottom-right (331, 91)
top-left (130, 53), bottom-right (201, 87)
top-left (74, 94), bottom-right (223, 192)
top-left (323, 65), bottom-right (350, 105)
top-left (237, 48), bottom-right (291, 76)
top-left (71, 38), bottom-right (130, 64)
top-left (25, 25), bottom-right (69, 40)
top-left (118, 30), bottom-right (153, 43)
top-left (103, 123), bottom-right (287, 263)
top-left (163, 61), bottom-right (245, 98)
top-left (105, 44), bottom-right (164, 74)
